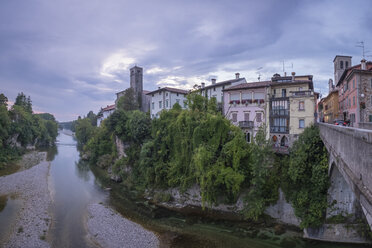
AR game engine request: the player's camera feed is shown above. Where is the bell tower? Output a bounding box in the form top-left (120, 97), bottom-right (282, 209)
top-left (333, 55), bottom-right (352, 85)
top-left (130, 66), bottom-right (143, 108)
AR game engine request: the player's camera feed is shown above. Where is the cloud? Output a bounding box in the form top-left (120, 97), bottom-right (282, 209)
top-left (1, 0), bottom-right (372, 121)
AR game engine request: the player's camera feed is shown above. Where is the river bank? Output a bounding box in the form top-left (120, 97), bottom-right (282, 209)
top-left (0, 153), bottom-right (51, 248)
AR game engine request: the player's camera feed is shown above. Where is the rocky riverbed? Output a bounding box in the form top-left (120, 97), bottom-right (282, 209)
top-left (0, 159), bottom-right (51, 248)
top-left (86, 203), bottom-right (159, 248)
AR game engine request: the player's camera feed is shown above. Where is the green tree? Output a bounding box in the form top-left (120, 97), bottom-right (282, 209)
top-left (14, 92), bottom-right (32, 113)
top-left (75, 118), bottom-right (95, 146)
top-left (86, 110), bottom-right (97, 126)
top-left (0, 93), bottom-right (8, 107)
top-left (284, 125), bottom-right (329, 228)
top-left (117, 88), bottom-right (139, 111)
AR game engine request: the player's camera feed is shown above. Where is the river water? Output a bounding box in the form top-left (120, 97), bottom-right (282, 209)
top-left (41, 132), bottom-right (369, 248)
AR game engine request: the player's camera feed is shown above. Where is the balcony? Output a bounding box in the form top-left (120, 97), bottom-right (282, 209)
top-left (239, 121), bottom-right (254, 128)
top-left (270, 109), bottom-right (289, 116)
top-left (270, 126), bottom-right (289, 134)
top-left (290, 90), bottom-right (313, 97)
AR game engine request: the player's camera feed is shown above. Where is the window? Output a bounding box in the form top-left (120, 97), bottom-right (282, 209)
top-left (152, 102), bottom-right (154, 110)
top-left (371, 78), bottom-right (372, 88)
top-left (369, 115), bottom-right (372, 122)
top-left (282, 89), bottom-right (286, 97)
top-left (176, 99), bottom-right (180, 104)
top-left (177, 93), bottom-right (179, 96)
top-left (222, 86), bottom-right (225, 90)
top-left (299, 87), bottom-right (303, 91)
top-left (213, 87), bottom-right (216, 91)
top-left (166, 93), bottom-right (168, 97)
top-left (152, 94), bottom-right (154, 97)
top-left (166, 99), bottom-right (169, 108)
top-left (353, 96), bottom-right (355, 106)
top-left (159, 101), bottom-right (162, 108)
top-left (246, 132), bottom-right (251, 143)
top-left (353, 80), bottom-right (355, 89)
top-left (346, 61), bottom-right (349, 68)
top-left (340, 61), bottom-right (344, 69)
top-left (273, 89), bottom-right (276, 96)
top-left (232, 112), bottom-right (237, 122)
top-left (256, 112), bottom-right (262, 122)
top-left (299, 101), bottom-right (305, 110)
top-left (347, 82), bottom-right (349, 91)
top-left (159, 92), bottom-right (161, 95)
top-left (244, 112), bottom-right (250, 121)
top-left (371, 96), bottom-right (372, 106)
top-left (299, 119), bottom-right (305, 128)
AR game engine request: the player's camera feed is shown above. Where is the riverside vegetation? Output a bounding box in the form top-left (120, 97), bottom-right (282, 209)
top-left (74, 92), bottom-right (330, 230)
top-left (0, 92), bottom-right (58, 169)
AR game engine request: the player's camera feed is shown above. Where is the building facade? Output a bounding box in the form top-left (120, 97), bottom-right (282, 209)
top-left (200, 73), bottom-right (246, 113)
top-left (97, 104), bottom-right (115, 126)
top-left (269, 73), bottom-right (316, 151)
top-left (147, 87), bottom-right (188, 118)
top-left (336, 58), bottom-right (372, 127)
top-left (223, 81), bottom-right (270, 142)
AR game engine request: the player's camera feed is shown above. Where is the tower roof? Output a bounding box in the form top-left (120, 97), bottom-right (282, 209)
top-left (333, 55), bottom-right (352, 62)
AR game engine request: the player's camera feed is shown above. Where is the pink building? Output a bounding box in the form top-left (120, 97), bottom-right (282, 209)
top-left (223, 81), bottom-right (270, 142)
top-left (335, 57), bottom-right (372, 127)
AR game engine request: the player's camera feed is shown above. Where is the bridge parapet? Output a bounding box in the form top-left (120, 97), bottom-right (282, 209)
top-left (318, 123), bottom-right (372, 228)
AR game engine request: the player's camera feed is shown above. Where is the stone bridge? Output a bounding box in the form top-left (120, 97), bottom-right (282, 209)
top-left (316, 123), bottom-right (372, 237)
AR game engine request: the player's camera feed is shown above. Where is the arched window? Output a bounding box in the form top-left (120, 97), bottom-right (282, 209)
top-left (340, 61), bottom-right (344, 69)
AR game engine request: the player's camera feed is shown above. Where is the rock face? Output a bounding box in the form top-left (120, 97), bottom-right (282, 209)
top-left (304, 224), bottom-right (371, 244)
top-left (265, 189), bottom-right (301, 227)
top-left (86, 203), bottom-right (159, 248)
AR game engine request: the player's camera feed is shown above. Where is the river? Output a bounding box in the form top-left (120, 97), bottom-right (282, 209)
top-left (12, 132), bottom-right (368, 248)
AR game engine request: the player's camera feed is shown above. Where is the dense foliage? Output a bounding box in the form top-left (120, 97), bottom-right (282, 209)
top-left (74, 93), bottom-right (329, 228)
top-left (0, 93), bottom-right (58, 168)
top-left (282, 125), bottom-right (329, 228)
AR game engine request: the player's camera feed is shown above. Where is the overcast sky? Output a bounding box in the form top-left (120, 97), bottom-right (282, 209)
top-left (1, 0), bottom-right (371, 121)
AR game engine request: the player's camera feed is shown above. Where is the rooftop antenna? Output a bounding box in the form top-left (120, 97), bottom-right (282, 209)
top-left (282, 61), bottom-right (293, 76)
top-left (356, 41), bottom-right (372, 59)
top-left (256, 67), bottom-right (263, 81)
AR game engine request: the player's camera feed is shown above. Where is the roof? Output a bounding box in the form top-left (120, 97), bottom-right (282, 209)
top-left (336, 61), bottom-right (372, 86)
top-left (223, 81), bottom-right (271, 91)
top-left (102, 104), bottom-right (115, 112)
top-left (270, 80), bottom-right (314, 90)
top-left (333, 55), bottom-right (352, 62)
top-left (146, 87), bottom-right (189, 95)
top-left (202, 78), bottom-right (246, 89)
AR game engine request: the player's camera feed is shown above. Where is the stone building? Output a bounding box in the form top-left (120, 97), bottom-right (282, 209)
top-left (336, 57), bottom-right (372, 127)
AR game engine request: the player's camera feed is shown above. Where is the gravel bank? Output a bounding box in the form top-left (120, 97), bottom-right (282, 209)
top-left (87, 203), bottom-right (159, 248)
top-left (0, 160), bottom-right (51, 248)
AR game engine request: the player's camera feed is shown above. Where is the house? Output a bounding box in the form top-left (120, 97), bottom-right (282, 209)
top-left (223, 81), bottom-right (270, 142)
top-left (97, 104), bottom-right (115, 126)
top-left (335, 56), bottom-right (372, 127)
top-left (146, 87), bottom-right (189, 118)
top-left (322, 79), bottom-right (339, 123)
top-left (199, 73), bottom-right (247, 113)
top-left (269, 72), bottom-right (316, 152)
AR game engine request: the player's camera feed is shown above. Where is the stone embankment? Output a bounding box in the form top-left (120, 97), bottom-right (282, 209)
top-left (0, 152), bottom-right (51, 248)
top-left (86, 203), bottom-right (159, 248)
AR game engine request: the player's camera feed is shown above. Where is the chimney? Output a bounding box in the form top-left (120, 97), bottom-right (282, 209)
top-left (211, 78), bottom-right (216, 85)
top-left (291, 72), bottom-right (296, 82)
top-left (158, 86), bottom-right (161, 89)
top-left (284, 72), bottom-right (287, 77)
top-left (201, 82), bottom-right (205, 88)
top-left (328, 79), bottom-right (334, 93)
top-left (235, 73), bottom-right (240, 79)
top-left (361, 59), bottom-right (366, 70)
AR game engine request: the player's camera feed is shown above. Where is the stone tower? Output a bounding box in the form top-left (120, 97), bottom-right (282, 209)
top-left (130, 66), bottom-right (143, 108)
top-left (333, 55), bottom-right (352, 85)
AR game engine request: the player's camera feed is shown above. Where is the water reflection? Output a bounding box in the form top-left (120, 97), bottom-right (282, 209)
top-left (75, 160), bottom-right (91, 182)
top-left (0, 194), bottom-right (22, 244)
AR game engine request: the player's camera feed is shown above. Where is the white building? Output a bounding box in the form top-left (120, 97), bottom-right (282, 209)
top-left (147, 87), bottom-right (189, 118)
top-left (199, 73), bottom-right (247, 113)
top-left (97, 104), bottom-right (115, 126)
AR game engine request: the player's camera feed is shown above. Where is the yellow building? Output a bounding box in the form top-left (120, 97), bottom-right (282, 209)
top-left (322, 89), bottom-right (339, 123)
top-left (268, 72), bottom-right (316, 152)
